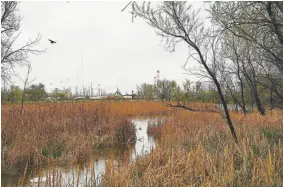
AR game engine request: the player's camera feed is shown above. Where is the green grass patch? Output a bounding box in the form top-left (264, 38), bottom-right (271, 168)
top-left (261, 127), bottom-right (283, 145)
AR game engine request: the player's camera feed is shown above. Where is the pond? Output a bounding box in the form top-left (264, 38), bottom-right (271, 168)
top-left (1, 118), bottom-right (163, 187)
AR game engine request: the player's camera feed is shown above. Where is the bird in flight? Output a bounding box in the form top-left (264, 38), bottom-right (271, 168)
top-left (48, 39), bottom-right (57, 44)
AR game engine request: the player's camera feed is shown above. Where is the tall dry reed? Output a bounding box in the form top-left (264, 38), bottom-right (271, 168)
top-left (1, 101), bottom-right (170, 174)
top-left (102, 110), bottom-right (283, 186)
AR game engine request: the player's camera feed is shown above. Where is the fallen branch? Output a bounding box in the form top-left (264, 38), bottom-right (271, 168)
top-left (163, 102), bottom-right (226, 118)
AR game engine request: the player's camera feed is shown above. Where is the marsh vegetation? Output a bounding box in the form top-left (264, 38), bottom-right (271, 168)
top-left (1, 101), bottom-right (283, 186)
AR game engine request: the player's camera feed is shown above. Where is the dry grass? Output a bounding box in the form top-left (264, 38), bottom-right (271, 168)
top-left (2, 101), bottom-right (283, 186)
top-left (102, 110), bottom-right (283, 186)
top-left (1, 101), bottom-right (170, 174)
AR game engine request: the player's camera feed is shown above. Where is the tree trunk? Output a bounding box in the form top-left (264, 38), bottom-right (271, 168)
top-left (243, 71), bottom-right (265, 115)
top-left (21, 91), bottom-right (25, 114)
top-left (195, 48), bottom-right (238, 143)
top-left (252, 84), bottom-right (266, 115)
top-left (227, 85), bottom-right (246, 115)
top-left (214, 78), bottom-right (238, 143)
top-left (239, 78), bottom-right (247, 114)
top-left (270, 83), bottom-right (274, 115)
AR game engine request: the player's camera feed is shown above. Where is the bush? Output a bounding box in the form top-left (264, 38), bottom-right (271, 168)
top-left (116, 119), bottom-right (136, 144)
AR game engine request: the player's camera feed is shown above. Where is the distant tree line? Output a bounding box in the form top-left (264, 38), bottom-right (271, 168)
top-left (136, 78), bottom-right (283, 111)
top-left (1, 83), bottom-right (72, 103)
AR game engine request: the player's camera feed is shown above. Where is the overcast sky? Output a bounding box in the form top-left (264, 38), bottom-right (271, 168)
top-left (12, 1), bottom-right (207, 94)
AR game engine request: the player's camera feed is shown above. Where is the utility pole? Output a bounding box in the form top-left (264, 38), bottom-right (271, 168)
top-left (77, 58), bottom-right (80, 94)
top-left (98, 84), bottom-right (100, 96)
top-left (91, 82), bottom-right (93, 97)
top-left (81, 53), bottom-right (83, 95)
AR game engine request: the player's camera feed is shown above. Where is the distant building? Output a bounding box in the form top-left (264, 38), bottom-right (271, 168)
top-left (74, 96), bottom-right (85, 100)
top-left (122, 95), bottom-right (133, 99)
top-left (114, 89), bottom-right (136, 99)
top-left (89, 96), bottom-right (107, 100)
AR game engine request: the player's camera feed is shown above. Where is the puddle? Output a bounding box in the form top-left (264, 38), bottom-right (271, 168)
top-left (1, 118), bottom-right (163, 187)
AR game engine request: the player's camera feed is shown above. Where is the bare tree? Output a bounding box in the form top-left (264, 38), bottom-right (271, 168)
top-left (136, 83), bottom-right (148, 99)
top-left (182, 79), bottom-right (192, 93)
top-left (129, 2), bottom-right (238, 143)
top-left (209, 1), bottom-right (283, 73)
top-left (1, 1), bottom-right (44, 83)
top-left (212, 3), bottom-right (283, 113)
top-left (220, 33), bottom-right (250, 114)
top-left (240, 40), bottom-right (266, 115)
top-left (20, 62), bottom-right (35, 114)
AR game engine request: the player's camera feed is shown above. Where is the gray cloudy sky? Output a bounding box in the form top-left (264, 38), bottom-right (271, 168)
top-left (12, 1), bottom-right (206, 94)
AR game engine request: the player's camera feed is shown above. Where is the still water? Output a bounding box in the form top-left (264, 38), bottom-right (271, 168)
top-left (2, 118), bottom-right (162, 187)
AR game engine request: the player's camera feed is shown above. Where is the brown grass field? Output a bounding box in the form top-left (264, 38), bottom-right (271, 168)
top-left (1, 101), bottom-right (283, 186)
top-left (103, 108), bottom-right (283, 186)
top-left (1, 101), bottom-right (171, 175)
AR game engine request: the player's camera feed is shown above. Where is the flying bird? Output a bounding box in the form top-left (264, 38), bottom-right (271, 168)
top-left (48, 39), bottom-right (57, 44)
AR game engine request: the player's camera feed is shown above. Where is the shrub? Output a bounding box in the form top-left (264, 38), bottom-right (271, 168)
top-left (116, 119), bottom-right (136, 144)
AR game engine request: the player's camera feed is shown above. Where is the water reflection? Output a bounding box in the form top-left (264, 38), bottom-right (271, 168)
top-left (131, 119), bottom-right (156, 163)
top-left (2, 118), bottom-right (162, 187)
